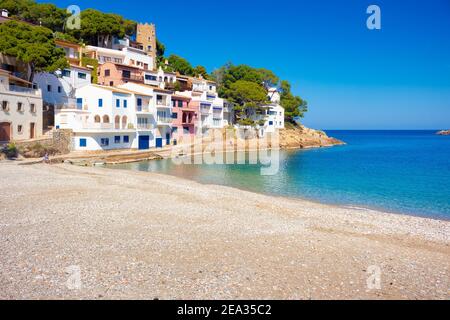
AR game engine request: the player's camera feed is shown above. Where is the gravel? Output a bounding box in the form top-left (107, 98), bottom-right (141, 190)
top-left (0, 162), bottom-right (449, 300)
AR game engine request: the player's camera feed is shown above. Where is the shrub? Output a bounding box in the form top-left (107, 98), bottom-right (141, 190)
top-left (2, 143), bottom-right (18, 159)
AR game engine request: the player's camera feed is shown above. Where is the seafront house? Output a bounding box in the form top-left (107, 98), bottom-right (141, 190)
top-left (248, 87), bottom-right (285, 135)
top-left (54, 84), bottom-right (147, 151)
top-left (119, 82), bottom-right (173, 148)
top-left (0, 69), bottom-right (43, 142)
top-left (176, 77), bottom-right (224, 134)
top-left (171, 94), bottom-right (197, 141)
top-left (34, 39), bottom-right (92, 129)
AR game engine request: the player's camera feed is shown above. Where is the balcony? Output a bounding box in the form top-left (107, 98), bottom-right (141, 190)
top-left (8, 85), bottom-right (41, 96)
top-left (136, 106), bottom-right (152, 113)
top-left (156, 100), bottom-right (171, 108)
top-left (137, 124), bottom-right (152, 130)
top-left (156, 117), bottom-right (172, 126)
top-left (81, 123), bottom-right (114, 130)
top-left (123, 75), bottom-right (144, 83)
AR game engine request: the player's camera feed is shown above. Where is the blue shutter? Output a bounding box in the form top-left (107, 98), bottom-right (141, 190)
top-left (116, 99), bottom-right (120, 108)
top-left (98, 99), bottom-right (103, 107)
top-left (124, 100), bottom-right (127, 108)
top-left (76, 98), bottom-right (83, 110)
top-left (79, 138), bottom-right (87, 147)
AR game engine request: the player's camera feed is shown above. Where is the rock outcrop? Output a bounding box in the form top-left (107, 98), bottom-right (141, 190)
top-left (437, 130), bottom-right (450, 136)
top-left (278, 124), bottom-right (345, 149)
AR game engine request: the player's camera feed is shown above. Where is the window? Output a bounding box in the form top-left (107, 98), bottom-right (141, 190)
top-left (1, 101), bottom-right (8, 111)
top-left (172, 127), bottom-right (178, 134)
top-left (123, 135), bottom-right (129, 143)
top-left (110, 81), bottom-right (114, 86)
top-left (100, 138), bottom-right (109, 146)
top-left (144, 63), bottom-right (148, 70)
top-left (58, 86), bottom-right (62, 93)
top-left (122, 70), bottom-right (131, 78)
top-left (62, 70), bottom-right (71, 77)
top-left (78, 73), bottom-right (87, 80)
top-left (98, 99), bottom-right (103, 107)
top-left (17, 102), bottom-right (23, 112)
top-left (79, 138), bottom-right (87, 147)
top-left (105, 69), bottom-right (110, 77)
top-left (116, 99), bottom-right (120, 108)
top-left (123, 100), bottom-right (127, 108)
top-left (76, 98), bottom-right (83, 109)
top-left (137, 98), bottom-right (142, 107)
top-left (47, 85), bottom-right (52, 92)
top-left (114, 136), bottom-right (121, 144)
top-left (172, 112), bottom-right (177, 119)
top-left (269, 121), bottom-right (274, 126)
top-left (17, 125), bottom-right (23, 133)
top-left (145, 75), bottom-right (157, 81)
top-left (30, 104), bottom-right (36, 113)
top-left (178, 100), bottom-right (183, 108)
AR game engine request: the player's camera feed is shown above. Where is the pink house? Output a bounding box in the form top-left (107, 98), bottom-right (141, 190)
top-left (97, 62), bottom-right (144, 87)
top-left (171, 95), bottom-right (197, 140)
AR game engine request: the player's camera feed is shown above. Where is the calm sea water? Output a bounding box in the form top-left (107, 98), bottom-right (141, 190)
top-left (110, 131), bottom-right (450, 219)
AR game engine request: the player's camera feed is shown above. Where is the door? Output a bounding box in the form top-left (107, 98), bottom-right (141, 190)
top-left (166, 133), bottom-right (170, 146)
top-left (156, 137), bottom-right (163, 148)
top-left (0, 122), bottom-right (11, 142)
top-left (30, 122), bottom-right (35, 139)
top-left (138, 135), bottom-right (149, 150)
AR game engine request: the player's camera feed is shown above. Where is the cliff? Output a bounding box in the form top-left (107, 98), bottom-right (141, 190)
top-left (278, 123), bottom-right (345, 149)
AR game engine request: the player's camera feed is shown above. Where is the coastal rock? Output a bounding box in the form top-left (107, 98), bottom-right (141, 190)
top-left (278, 124), bottom-right (345, 149)
top-left (436, 130), bottom-right (450, 136)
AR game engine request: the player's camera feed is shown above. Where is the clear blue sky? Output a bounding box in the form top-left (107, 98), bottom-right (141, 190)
top-left (41, 0), bottom-right (450, 129)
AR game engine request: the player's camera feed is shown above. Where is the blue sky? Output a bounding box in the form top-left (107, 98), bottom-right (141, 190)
top-left (41, 0), bottom-right (450, 129)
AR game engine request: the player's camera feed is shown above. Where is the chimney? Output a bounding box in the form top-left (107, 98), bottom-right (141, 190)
top-left (1, 9), bottom-right (9, 17)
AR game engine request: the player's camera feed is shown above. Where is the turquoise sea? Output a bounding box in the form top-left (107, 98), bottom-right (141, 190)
top-left (110, 131), bottom-right (450, 219)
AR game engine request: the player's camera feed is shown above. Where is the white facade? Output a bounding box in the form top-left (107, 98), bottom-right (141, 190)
top-left (34, 65), bottom-right (91, 107)
top-left (119, 82), bottom-right (173, 147)
top-left (263, 104), bottom-right (285, 133)
top-left (0, 70), bottom-right (43, 142)
top-left (86, 45), bottom-right (153, 71)
top-left (144, 67), bottom-right (176, 88)
top-left (55, 84), bottom-right (146, 151)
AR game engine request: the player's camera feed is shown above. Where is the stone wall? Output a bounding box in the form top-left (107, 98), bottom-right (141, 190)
top-left (15, 129), bottom-right (73, 158)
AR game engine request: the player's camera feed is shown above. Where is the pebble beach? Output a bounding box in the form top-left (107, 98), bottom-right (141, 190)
top-left (0, 162), bottom-right (449, 299)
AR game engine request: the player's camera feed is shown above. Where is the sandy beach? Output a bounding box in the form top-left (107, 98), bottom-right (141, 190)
top-left (0, 162), bottom-right (449, 300)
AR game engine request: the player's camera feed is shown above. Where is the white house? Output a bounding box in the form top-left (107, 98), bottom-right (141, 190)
top-left (55, 84), bottom-right (149, 151)
top-left (86, 45), bottom-right (154, 71)
top-left (34, 65), bottom-right (92, 108)
top-left (0, 69), bottom-right (43, 142)
top-left (119, 82), bottom-right (173, 147)
top-left (143, 66), bottom-right (177, 88)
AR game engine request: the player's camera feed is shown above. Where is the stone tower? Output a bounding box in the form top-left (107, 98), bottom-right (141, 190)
top-left (136, 23), bottom-right (157, 70)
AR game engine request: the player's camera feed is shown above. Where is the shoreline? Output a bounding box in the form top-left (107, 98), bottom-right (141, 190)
top-left (1, 162), bottom-right (448, 299)
top-left (108, 161), bottom-right (450, 223)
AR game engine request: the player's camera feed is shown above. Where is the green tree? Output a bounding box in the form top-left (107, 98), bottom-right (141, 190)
top-left (0, 21), bottom-right (68, 81)
top-left (0, 0), bottom-right (69, 32)
top-left (67, 9), bottom-right (136, 46)
top-left (228, 80), bottom-right (269, 126)
top-left (167, 54), bottom-right (194, 76)
top-left (156, 39), bottom-right (165, 57)
top-left (279, 80), bottom-right (308, 121)
top-left (193, 65), bottom-right (209, 79)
